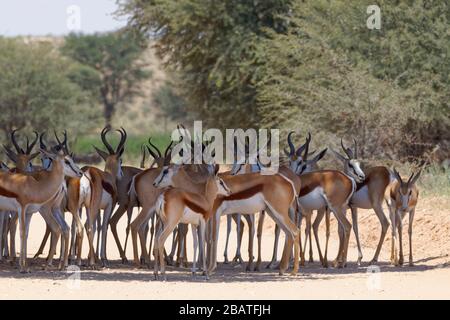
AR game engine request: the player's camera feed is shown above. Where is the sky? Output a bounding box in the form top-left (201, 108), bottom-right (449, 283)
top-left (0, 0), bottom-right (128, 36)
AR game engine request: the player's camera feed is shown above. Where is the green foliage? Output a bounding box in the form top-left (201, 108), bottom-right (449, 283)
top-left (118, 0), bottom-right (292, 129)
top-left (257, 0), bottom-right (449, 161)
top-left (0, 37), bottom-right (98, 143)
top-left (62, 31), bottom-right (151, 126)
top-left (153, 82), bottom-right (187, 122)
top-left (73, 133), bottom-right (171, 166)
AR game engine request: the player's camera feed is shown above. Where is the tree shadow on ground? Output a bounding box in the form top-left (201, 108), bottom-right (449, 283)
top-left (0, 255), bottom-right (448, 283)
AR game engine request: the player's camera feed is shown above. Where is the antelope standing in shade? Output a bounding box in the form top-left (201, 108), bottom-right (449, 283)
top-left (128, 141), bottom-right (173, 266)
top-left (332, 139), bottom-right (392, 265)
top-left (0, 146), bottom-right (82, 272)
top-left (207, 169), bottom-right (301, 276)
top-left (152, 165), bottom-right (231, 280)
top-left (80, 127), bottom-right (127, 267)
top-left (387, 168), bottom-right (420, 266)
top-left (267, 132), bottom-right (329, 268)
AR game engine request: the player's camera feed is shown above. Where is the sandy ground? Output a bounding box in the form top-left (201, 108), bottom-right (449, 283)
top-left (0, 195), bottom-right (449, 300)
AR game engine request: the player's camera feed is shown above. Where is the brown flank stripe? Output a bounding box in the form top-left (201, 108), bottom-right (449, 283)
top-left (0, 185), bottom-right (18, 198)
top-left (185, 198), bottom-right (207, 215)
top-left (224, 184), bottom-right (263, 201)
top-left (102, 180), bottom-right (115, 197)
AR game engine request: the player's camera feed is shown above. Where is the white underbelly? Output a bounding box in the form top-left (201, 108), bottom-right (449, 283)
top-left (298, 188), bottom-right (327, 211)
top-left (220, 193), bottom-right (265, 216)
top-left (80, 175), bottom-right (91, 207)
top-left (179, 207), bottom-right (203, 225)
top-left (351, 185), bottom-right (372, 209)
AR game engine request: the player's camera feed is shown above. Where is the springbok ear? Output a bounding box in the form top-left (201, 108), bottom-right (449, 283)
top-left (330, 148), bottom-right (346, 163)
top-left (311, 148), bottom-right (327, 163)
top-left (393, 168), bottom-right (403, 184)
top-left (29, 152), bottom-right (40, 161)
top-left (39, 148), bottom-right (57, 160)
top-left (3, 145), bottom-right (17, 163)
top-left (93, 146), bottom-right (109, 161)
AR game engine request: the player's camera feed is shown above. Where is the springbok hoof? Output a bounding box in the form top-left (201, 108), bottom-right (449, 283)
top-left (101, 259), bottom-right (109, 268)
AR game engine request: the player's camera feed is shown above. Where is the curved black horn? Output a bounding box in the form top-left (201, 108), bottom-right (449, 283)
top-left (11, 129), bottom-right (24, 154)
top-left (39, 132), bottom-right (47, 150)
top-left (25, 131), bottom-right (39, 154)
top-left (140, 144), bottom-right (146, 169)
top-left (116, 127), bottom-right (127, 153)
top-left (287, 131), bottom-right (295, 156)
top-left (406, 172), bottom-right (415, 185)
top-left (295, 132), bottom-right (311, 157)
top-left (148, 137), bottom-right (162, 158)
top-left (164, 140), bottom-right (174, 158)
top-left (393, 168), bottom-right (403, 185)
top-left (100, 127), bottom-right (115, 154)
top-left (341, 138), bottom-right (352, 159)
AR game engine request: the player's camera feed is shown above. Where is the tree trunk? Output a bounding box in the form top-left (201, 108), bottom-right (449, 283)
top-left (104, 102), bottom-right (115, 129)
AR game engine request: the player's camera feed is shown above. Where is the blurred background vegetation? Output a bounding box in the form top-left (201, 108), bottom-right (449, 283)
top-left (0, 0), bottom-right (448, 194)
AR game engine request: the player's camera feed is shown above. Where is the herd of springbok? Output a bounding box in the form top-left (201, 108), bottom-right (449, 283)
top-left (0, 127), bottom-right (421, 279)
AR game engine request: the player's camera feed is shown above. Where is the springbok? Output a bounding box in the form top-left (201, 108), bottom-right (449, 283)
top-left (332, 139), bottom-right (392, 265)
top-left (3, 130), bottom-right (75, 269)
top-left (80, 127), bottom-right (127, 267)
top-left (279, 134), bottom-right (364, 268)
top-left (0, 146), bottom-right (82, 272)
top-left (267, 132), bottom-right (329, 268)
top-left (152, 165), bottom-right (231, 280)
top-left (386, 168), bottom-right (420, 266)
top-left (128, 141), bottom-right (173, 266)
top-left (1, 130), bottom-right (40, 261)
top-left (3, 130), bottom-right (40, 173)
top-left (207, 168), bottom-right (301, 275)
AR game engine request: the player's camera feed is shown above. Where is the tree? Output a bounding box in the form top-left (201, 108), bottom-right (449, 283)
top-left (0, 37), bottom-right (95, 143)
top-left (257, 0), bottom-right (449, 161)
top-left (118, 0), bottom-right (292, 129)
top-left (62, 31), bottom-right (151, 127)
top-left (153, 81), bottom-right (188, 132)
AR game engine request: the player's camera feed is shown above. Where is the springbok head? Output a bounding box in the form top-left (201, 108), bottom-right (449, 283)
top-left (93, 127), bottom-right (127, 179)
top-left (331, 138), bottom-right (365, 183)
top-left (392, 168), bottom-right (421, 210)
top-left (3, 129), bottom-right (40, 172)
top-left (40, 137), bottom-right (82, 178)
top-left (40, 130), bottom-right (72, 170)
top-left (142, 137), bottom-right (173, 169)
top-left (285, 132), bottom-right (326, 175)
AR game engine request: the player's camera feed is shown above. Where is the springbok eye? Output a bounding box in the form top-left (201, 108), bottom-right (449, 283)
top-left (163, 169), bottom-right (168, 174)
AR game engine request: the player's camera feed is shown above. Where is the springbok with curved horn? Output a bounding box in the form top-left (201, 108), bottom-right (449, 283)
top-left (280, 133), bottom-right (363, 268)
top-left (152, 165), bottom-right (231, 280)
top-left (0, 144), bottom-right (82, 272)
top-left (128, 140), bottom-right (174, 266)
top-left (78, 127), bottom-right (127, 267)
top-left (267, 132), bottom-right (329, 268)
top-left (387, 168), bottom-right (420, 266)
top-left (3, 130), bottom-right (40, 173)
top-left (107, 139), bottom-right (162, 263)
top-left (332, 138), bottom-right (392, 265)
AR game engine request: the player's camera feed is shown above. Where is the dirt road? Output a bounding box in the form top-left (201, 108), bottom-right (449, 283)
top-left (1, 196), bottom-right (449, 300)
